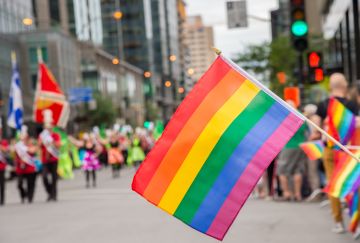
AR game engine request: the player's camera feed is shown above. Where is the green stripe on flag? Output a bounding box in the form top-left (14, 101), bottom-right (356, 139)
top-left (174, 91), bottom-right (274, 223)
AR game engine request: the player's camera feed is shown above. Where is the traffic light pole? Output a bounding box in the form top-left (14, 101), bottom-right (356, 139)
top-left (298, 52), bottom-right (305, 106)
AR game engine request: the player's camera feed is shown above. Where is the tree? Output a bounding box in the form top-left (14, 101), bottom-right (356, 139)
top-left (268, 35), bottom-right (297, 96)
top-left (234, 42), bottom-right (270, 84)
top-left (86, 94), bottom-right (117, 128)
top-left (234, 36), bottom-right (297, 97)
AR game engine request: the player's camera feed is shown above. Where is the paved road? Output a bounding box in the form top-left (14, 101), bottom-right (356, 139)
top-left (0, 167), bottom-right (353, 243)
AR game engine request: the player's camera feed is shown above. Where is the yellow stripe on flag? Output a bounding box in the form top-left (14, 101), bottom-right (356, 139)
top-left (158, 80), bottom-right (260, 214)
top-left (333, 103), bottom-right (344, 127)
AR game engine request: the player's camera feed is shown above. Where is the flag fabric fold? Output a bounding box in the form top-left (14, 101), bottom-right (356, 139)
top-left (300, 140), bottom-right (324, 160)
top-left (346, 191), bottom-right (360, 233)
top-left (324, 150), bottom-right (360, 198)
top-left (7, 62), bottom-right (23, 130)
top-left (132, 56), bottom-right (305, 240)
top-left (33, 63), bottom-right (69, 128)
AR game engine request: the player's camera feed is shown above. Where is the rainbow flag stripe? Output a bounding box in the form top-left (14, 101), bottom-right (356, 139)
top-left (327, 97), bottom-right (356, 147)
top-left (346, 191), bottom-right (359, 233)
top-left (300, 140), bottom-right (324, 160)
top-left (132, 56), bottom-right (304, 240)
top-left (326, 151), bottom-right (360, 198)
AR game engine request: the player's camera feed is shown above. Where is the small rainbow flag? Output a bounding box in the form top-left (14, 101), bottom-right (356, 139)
top-left (346, 191), bottom-right (360, 233)
top-left (132, 56), bottom-right (304, 240)
top-left (325, 151), bottom-right (360, 198)
top-left (327, 97), bottom-right (356, 147)
top-left (300, 140), bottom-right (324, 160)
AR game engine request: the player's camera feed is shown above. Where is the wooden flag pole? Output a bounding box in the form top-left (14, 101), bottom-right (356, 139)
top-left (212, 47), bottom-right (360, 163)
top-left (346, 145), bottom-right (360, 150)
top-left (304, 118), bottom-right (360, 162)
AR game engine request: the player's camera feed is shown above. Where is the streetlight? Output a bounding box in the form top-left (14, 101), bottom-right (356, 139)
top-left (112, 58), bottom-right (119, 65)
top-left (164, 81), bottom-right (172, 87)
top-left (187, 68), bottom-right (195, 76)
top-left (178, 87), bottom-right (185, 94)
top-left (144, 71), bottom-right (152, 78)
top-left (113, 10), bottom-right (123, 20)
top-left (169, 54), bottom-right (177, 62)
top-left (22, 17), bottom-right (33, 26)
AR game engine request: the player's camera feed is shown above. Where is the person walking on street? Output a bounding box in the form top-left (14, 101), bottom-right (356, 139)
top-left (0, 139), bottom-right (9, 205)
top-left (39, 110), bottom-right (61, 202)
top-left (313, 73), bottom-right (359, 234)
top-left (14, 126), bottom-right (38, 204)
top-left (70, 133), bottom-right (101, 188)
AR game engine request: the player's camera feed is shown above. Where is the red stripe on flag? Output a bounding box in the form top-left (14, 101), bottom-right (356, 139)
top-left (132, 57), bottom-right (231, 195)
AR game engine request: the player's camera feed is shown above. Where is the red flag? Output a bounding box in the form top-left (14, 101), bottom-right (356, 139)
top-left (33, 63), bottom-right (69, 128)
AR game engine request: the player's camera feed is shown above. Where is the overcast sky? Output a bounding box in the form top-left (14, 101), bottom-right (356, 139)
top-left (186, 0), bottom-right (278, 57)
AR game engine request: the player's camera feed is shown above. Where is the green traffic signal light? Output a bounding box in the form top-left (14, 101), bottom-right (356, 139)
top-left (291, 20), bottom-right (308, 36)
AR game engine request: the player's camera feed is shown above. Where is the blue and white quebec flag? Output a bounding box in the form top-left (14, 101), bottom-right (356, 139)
top-left (7, 63), bottom-right (23, 130)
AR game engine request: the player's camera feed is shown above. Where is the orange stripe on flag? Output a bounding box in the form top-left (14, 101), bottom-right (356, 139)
top-left (143, 69), bottom-right (247, 205)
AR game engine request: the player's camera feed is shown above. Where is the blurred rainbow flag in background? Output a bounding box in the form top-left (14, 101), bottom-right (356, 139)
top-left (300, 140), bottom-right (324, 160)
top-left (132, 56), bottom-right (304, 240)
top-left (327, 97), bottom-right (356, 147)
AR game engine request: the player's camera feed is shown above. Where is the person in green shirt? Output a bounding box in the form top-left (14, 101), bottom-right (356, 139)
top-left (277, 101), bottom-right (308, 201)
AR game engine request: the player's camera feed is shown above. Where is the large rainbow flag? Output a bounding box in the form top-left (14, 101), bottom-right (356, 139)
top-left (132, 56), bottom-right (304, 240)
top-left (325, 150), bottom-right (360, 198)
top-left (327, 97), bottom-right (356, 147)
top-left (33, 63), bottom-right (69, 128)
top-left (346, 191), bottom-right (360, 233)
top-left (300, 140), bottom-right (324, 160)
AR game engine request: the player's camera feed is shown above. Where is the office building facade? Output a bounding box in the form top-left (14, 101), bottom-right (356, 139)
top-left (183, 16), bottom-right (215, 91)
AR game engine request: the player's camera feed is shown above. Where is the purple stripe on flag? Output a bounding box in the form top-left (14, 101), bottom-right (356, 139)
top-left (206, 113), bottom-right (303, 240)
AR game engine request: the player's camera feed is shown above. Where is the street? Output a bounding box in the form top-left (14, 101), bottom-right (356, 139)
top-left (0, 167), bottom-right (351, 243)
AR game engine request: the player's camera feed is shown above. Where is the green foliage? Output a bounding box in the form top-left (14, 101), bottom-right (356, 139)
top-left (268, 36), bottom-right (297, 96)
top-left (234, 35), bottom-right (330, 99)
top-left (234, 36), bottom-right (297, 96)
top-left (87, 94), bottom-right (117, 127)
top-left (145, 100), bottom-right (160, 121)
top-left (234, 42), bottom-right (270, 75)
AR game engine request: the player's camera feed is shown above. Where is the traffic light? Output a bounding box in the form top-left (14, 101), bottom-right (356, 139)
top-left (307, 51), bottom-right (324, 83)
top-left (290, 0), bottom-right (308, 52)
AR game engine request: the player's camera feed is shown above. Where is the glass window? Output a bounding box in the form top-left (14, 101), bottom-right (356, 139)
top-left (28, 47), bottom-right (48, 65)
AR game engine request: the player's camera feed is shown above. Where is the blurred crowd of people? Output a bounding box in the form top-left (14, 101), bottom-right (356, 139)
top-left (255, 72), bottom-right (360, 238)
top-left (0, 113), bottom-right (157, 205)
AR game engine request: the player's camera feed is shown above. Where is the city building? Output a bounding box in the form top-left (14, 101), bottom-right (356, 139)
top-left (322, 0), bottom-right (360, 84)
top-left (101, 0), bottom-right (124, 60)
top-left (32, 0), bottom-right (70, 34)
top-left (270, 0), bottom-right (289, 40)
top-left (102, 0), bottom-right (184, 121)
top-left (0, 0), bottom-right (35, 33)
top-left (150, 0), bottom-right (182, 120)
top-left (0, 34), bottom-right (22, 137)
top-left (177, 0), bottom-right (188, 98)
top-left (68, 0), bottom-right (103, 45)
top-left (79, 41), bottom-right (145, 126)
top-left (17, 30), bottom-right (81, 122)
top-left (183, 15), bottom-right (216, 92)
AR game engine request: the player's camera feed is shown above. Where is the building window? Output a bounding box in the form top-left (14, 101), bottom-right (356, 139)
top-left (28, 47), bottom-right (48, 65)
top-left (49, 0), bottom-right (60, 25)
